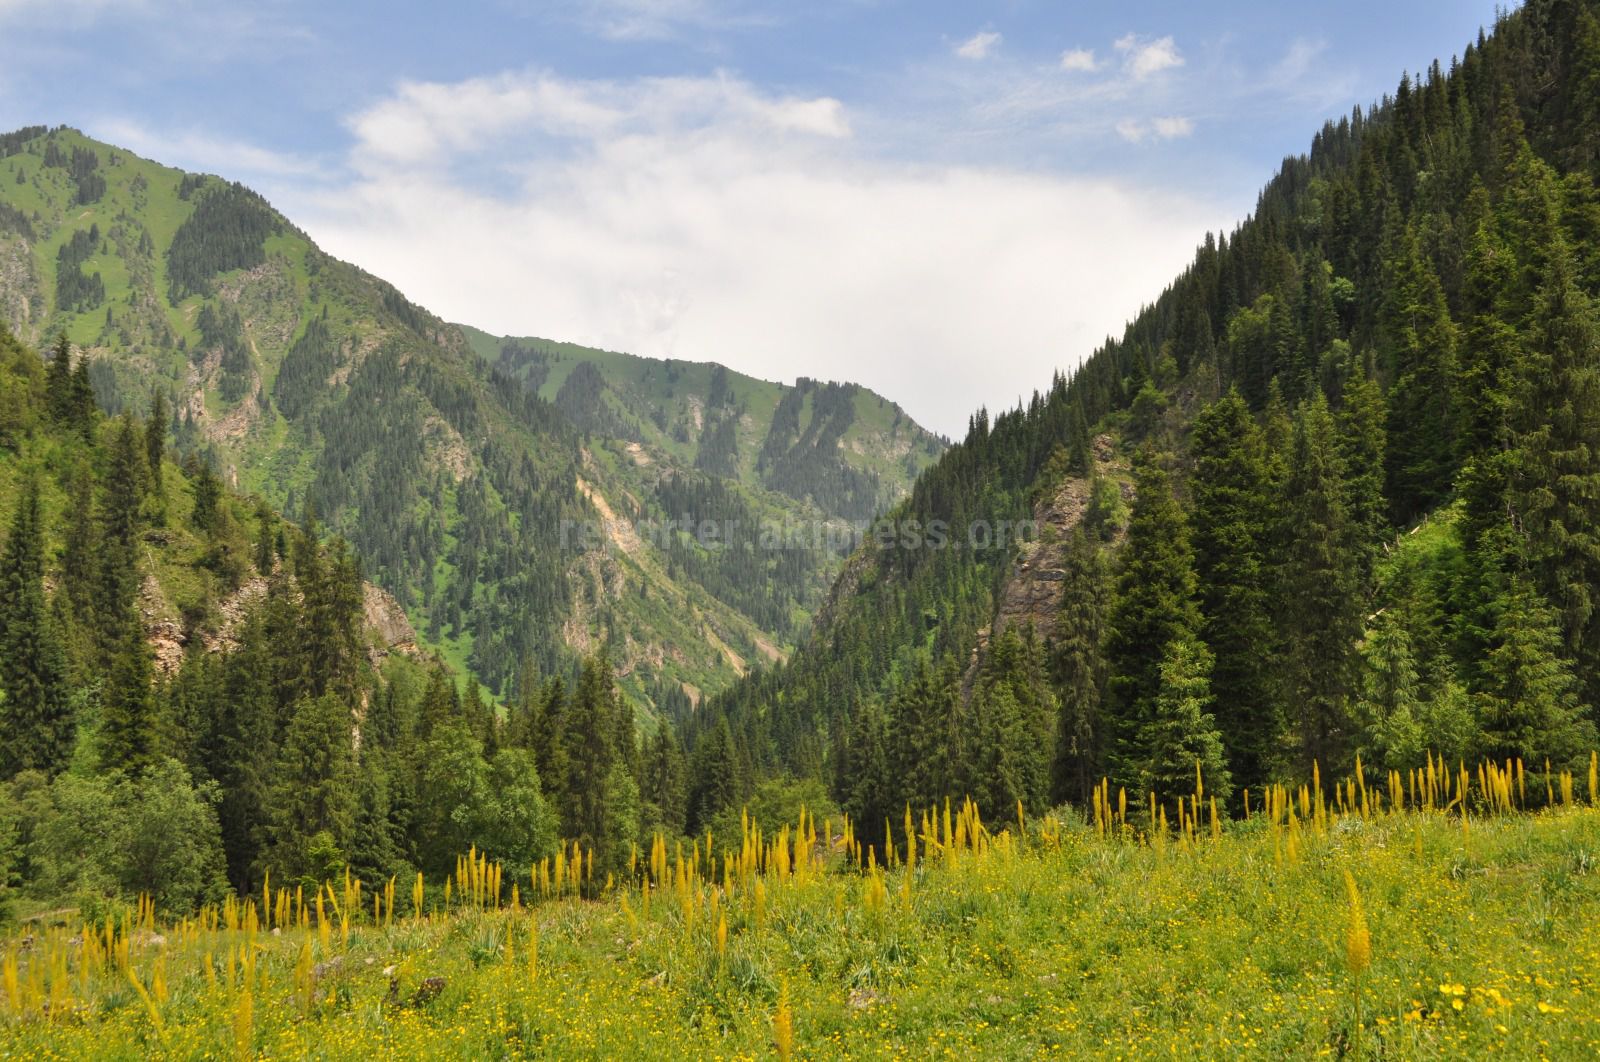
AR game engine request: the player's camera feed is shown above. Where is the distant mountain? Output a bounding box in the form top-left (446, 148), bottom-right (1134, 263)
top-left (0, 127), bottom-right (943, 711)
top-left (460, 327), bottom-right (943, 525)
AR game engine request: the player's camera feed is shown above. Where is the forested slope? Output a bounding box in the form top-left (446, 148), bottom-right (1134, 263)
top-left (681, 0), bottom-right (1600, 837)
top-left (0, 130), bottom-right (940, 710)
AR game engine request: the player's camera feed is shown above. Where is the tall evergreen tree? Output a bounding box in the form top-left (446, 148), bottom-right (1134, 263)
top-left (1189, 390), bottom-right (1278, 790)
top-left (96, 417), bottom-right (147, 661)
top-left (1509, 240), bottom-right (1600, 698)
top-left (1279, 393), bottom-right (1362, 775)
top-left (97, 606), bottom-right (158, 777)
top-left (1477, 576), bottom-right (1597, 766)
top-left (1138, 634), bottom-right (1230, 805)
top-left (1382, 225), bottom-right (1460, 522)
top-left (0, 475), bottom-right (72, 777)
top-left (1104, 450), bottom-right (1203, 785)
top-left (260, 692), bottom-right (358, 883)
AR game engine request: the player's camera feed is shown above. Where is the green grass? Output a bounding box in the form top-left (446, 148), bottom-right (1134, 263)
top-left (7, 787), bottom-right (1600, 1059)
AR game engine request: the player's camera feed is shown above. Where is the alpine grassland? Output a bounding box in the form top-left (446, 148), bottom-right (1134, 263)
top-left (5, 759), bottom-right (1600, 1059)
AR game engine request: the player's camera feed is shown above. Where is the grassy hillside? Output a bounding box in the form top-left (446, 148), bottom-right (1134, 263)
top-left (5, 765), bottom-right (1600, 1059)
top-left (0, 128), bottom-right (942, 711)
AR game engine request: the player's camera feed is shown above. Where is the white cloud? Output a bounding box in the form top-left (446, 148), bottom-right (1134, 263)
top-left (276, 70), bottom-right (1222, 437)
top-left (1115, 115), bottom-right (1193, 143)
top-left (1059, 48), bottom-right (1099, 73)
top-left (955, 30), bottom-right (1001, 60)
top-left (1114, 34), bottom-right (1184, 79)
top-left (1151, 115), bottom-right (1194, 138)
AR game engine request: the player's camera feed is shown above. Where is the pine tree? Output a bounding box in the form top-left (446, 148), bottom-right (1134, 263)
top-left (1189, 390), bottom-right (1278, 790)
top-left (1354, 609), bottom-right (1426, 770)
top-left (641, 725), bottom-right (688, 837)
top-left (531, 675), bottom-right (569, 823)
top-left (1382, 224), bottom-right (1460, 522)
top-left (1104, 450), bottom-right (1203, 785)
top-left (1138, 634), bottom-right (1231, 805)
top-left (1509, 240), bottom-right (1600, 698)
top-left (564, 651), bottom-right (624, 860)
top-left (253, 499), bottom-right (276, 575)
top-left (97, 606), bottom-right (158, 777)
top-left (1477, 576), bottom-right (1597, 766)
top-left (44, 334), bottom-right (72, 425)
top-left (0, 475), bottom-right (72, 777)
top-left (972, 626), bottom-right (1054, 814)
top-left (144, 390), bottom-right (167, 524)
top-left (261, 692), bottom-right (359, 883)
top-left (96, 417), bottom-right (147, 661)
top-left (842, 698), bottom-right (893, 843)
top-left (189, 456), bottom-right (221, 533)
top-left (688, 714), bottom-right (741, 833)
top-left (1337, 356), bottom-right (1390, 572)
top-left (1279, 393), bottom-right (1362, 775)
top-left (1051, 528), bottom-right (1108, 805)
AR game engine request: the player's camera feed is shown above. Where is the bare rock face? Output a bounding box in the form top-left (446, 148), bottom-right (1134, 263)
top-left (363, 582), bottom-right (418, 659)
top-left (964, 434), bottom-right (1128, 699)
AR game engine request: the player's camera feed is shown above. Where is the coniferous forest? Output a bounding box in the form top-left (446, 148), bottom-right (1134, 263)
top-left (6, 1), bottom-right (1600, 1057)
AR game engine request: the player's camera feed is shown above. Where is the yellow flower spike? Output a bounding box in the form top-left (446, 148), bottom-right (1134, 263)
top-left (774, 978), bottom-right (795, 1061)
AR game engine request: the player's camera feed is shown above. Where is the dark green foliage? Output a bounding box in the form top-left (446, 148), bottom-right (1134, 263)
top-left (1189, 392), bottom-right (1278, 791)
top-left (272, 312), bottom-right (337, 420)
top-left (0, 476), bottom-right (71, 776)
top-left (1279, 394), bottom-right (1362, 774)
top-left (55, 226), bottom-right (105, 312)
top-left (1476, 576), bottom-right (1598, 766)
top-left (97, 607), bottom-right (157, 777)
top-left (1050, 529), bottom-right (1109, 805)
top-left (969, 626), bottom-right (1054, 815)
top-left (1104, 452), bottom-right (1203, 782)
top-left (1138, 634), bottom-right (1230, 805)
top-left (166, 181), bottom-right (282, 302)
top-left (69, 146), bottom-right (104, 205)
top-left (1509, 237), bottom-right (1600, 694)
top-left (1382, 225), bottom-right (1460, 522)
top-left (261, 693), bottom-right (358, 884)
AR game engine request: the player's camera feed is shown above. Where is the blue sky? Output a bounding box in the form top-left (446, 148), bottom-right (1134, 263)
top-left (0, 0), bottom-right (1509, 435)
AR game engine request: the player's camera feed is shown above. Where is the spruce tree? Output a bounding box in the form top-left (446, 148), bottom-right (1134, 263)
top-left (1051, 528), bottom-right (1108, 805)
top-left (44, 334), bottom-right (73, 425)
top-left (1382, 224), bottom-right (1460, 522)
top-left (1477, 576), bottom-right (1597, 767)
top-left (145, 391), bottom-right (166, 481)
top-left (261, 692), bottom-right (358, 883)
top-left (0, 475), bottom-right (72, 777)
top-left (98, 606), bottom-right (158, 777)
top-left (1509, 241), bottom-right (1600, 697)
top-left (1279, 393), bottom-right (1362, 775)
top-left (96, 417), bottom-right (147, 661)
top-left (1138, 634), bottom-right (1230, 805)
top-left (1337, 356), bottom-right (1390, 573)
top-left (1104, 450), bottom-right (1203, 785)
top-left (1189, 390), bottom-right (1278, 790)
top-left (531, 675), bottom-right (569, 824)
top-left (564, 651), bottom-right (623, 859)
top-left (641, 725), bottom-right (688, 837)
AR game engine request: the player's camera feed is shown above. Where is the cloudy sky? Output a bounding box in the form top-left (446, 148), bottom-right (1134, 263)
top-left (0, 0), bottom-right (1507, 436)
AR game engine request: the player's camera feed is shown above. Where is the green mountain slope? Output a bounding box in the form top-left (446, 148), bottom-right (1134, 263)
top-left (686, 0), bottom-right (1600, 831)
top-left (0, 128), bottom-right (943, 710)
top-left (461, 326), bottom-right (943, 523)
